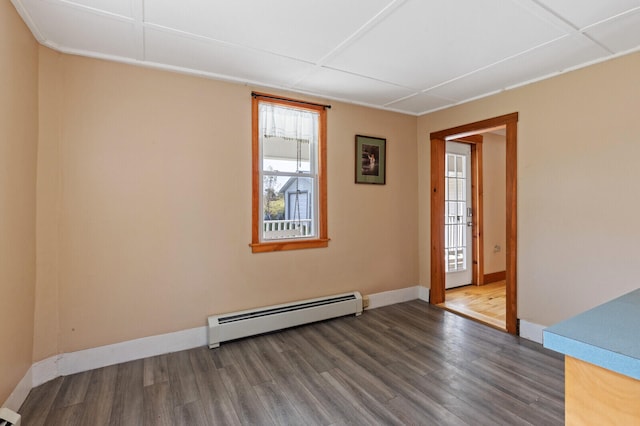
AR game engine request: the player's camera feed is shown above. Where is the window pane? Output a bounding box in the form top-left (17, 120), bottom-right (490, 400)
top-left (262, 136), bottom-right (311, 173)
top-left (259, 104), bottom-right (316, 175)
top-left (447, 154), bottom-right (455, 177)
top-left (263, 176), bottom-right (315, 241)
top-left (263, 175), bottom-right (285, 220)
top-left (447, 178), bottom-right (456, 200)
top-left (258, 102), bottom-right (318, 243)
top-left (456, 156), bottom-right (464, 177)
top-left (457, 179), bottom-right (465, 201)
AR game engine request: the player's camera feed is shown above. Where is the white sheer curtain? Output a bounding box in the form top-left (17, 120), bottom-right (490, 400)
top-left (259, 103), bottom-right (318, 141)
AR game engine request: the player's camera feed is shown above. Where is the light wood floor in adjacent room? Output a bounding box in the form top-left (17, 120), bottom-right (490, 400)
top-left (438, 280), bottom-right (506, 330)
top-left (19, 300), bottom-right (563, 425)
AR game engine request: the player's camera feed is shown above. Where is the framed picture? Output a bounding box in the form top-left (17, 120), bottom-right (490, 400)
top-left (355, 135), bottom-right (386, 184)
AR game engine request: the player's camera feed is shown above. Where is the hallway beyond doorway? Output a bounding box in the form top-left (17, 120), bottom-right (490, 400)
top-left (437, 281), bottom-right (506, 330)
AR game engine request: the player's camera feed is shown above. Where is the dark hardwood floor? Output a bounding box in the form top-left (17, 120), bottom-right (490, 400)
top-left (19, 300), bottom-right (564, 425)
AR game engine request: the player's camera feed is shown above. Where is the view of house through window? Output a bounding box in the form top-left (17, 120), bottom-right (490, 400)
top-left (251, 93), bottom-right (328, 252)
top-left (261, 128), bottom-right (315, 239)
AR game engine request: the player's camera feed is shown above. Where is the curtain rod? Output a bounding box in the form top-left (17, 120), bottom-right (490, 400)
top-left (252, 91), bottom-right (331, 109)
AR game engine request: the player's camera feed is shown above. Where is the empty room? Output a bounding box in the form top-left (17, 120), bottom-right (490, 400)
top-left (2, 1), bottom-right (640, 425)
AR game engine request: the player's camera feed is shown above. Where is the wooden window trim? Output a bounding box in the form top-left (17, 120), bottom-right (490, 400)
top-left (250, 93), bottom-right (329, 253)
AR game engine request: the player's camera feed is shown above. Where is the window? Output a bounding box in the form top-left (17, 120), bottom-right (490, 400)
top-left (251, 93), bottom-right (329, 253)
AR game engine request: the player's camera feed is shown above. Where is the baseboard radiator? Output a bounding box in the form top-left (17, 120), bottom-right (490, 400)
top-left (0, 408), bottom-right (21, 426)
top-left (208, 291), bottom-right (363, 348)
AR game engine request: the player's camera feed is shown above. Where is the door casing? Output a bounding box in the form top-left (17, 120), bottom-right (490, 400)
top-left (430, 113), bottom-right (518, 334)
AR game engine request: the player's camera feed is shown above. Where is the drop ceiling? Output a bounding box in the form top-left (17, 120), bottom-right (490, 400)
top-left (11, 0), bottom-right (640, 115)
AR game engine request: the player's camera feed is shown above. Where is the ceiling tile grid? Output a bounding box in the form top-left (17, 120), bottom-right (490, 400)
top-left (425, 34), bottom-right (612, 107)
top-left (144, 25), bottom-right (316, 87)
top-left (584, 8), bottom-right (640, 54)
top-left (61, 0), bottom-right (134, 18)
top-left (534, 0), bottom-right (640, 29)
top-left (143, 0), bottom-right (395, 63)
top-left (19, 0), bottom-right (138, 58)
top-left (385, 92), bottom-right (459, 115)
top-left (291, 67), bottom-right (418, 107)
top-left (10, 0), bottom-right (640, 115)
top-left (323, 0), bottom-right (567, 90)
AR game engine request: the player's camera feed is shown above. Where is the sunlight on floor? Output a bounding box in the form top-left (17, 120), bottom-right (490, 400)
top-left (437, 281), bottom-right (506, 330)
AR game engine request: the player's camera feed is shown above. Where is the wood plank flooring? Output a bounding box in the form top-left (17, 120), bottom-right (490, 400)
top-left (19, 300), bottom-right (564, 425)
top-left (440, 281), bottom-right (506, 329)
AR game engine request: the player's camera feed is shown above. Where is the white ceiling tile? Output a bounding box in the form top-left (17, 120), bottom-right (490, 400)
top-left (143, 0), bottom-right (393, 63)
top-left (385, 93), bottom-right (456, 115)
top-left (293, 67), bottom-right (416, 106)
top-left (11, 0), bottom-right (640, 115)
top-left (22, 0), bottom-right (137, 58)
top-left (324, 0), bottom-right (566, 89)
top-left (427, 35), bottom-right (610, 102)
top-left (144, 27), bottom-right (315, 87)
top-left (535, 0), bottom-right (640, 29)
top-left (585, 10), bottom-right (640, 53)
top-left (60, 0), bottom-right (134, 18)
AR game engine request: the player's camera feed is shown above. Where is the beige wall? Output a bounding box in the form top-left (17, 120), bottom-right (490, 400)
top-left (6, 2), bottom-right (640, 392)
top-left (33, 46), bottom-right (62, 361)
top-left (34, 53), bottom-right (418, 356)
top-left (482, 132), bottom-right (506, 275)
top-left (0, 2), bottom-right (38, 404)
top-left (419, 52), bottom-right (640, 326)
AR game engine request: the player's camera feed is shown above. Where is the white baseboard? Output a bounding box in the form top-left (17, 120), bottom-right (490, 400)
top-left (3, 366), bottom-right (32, 412)
top-left (519, 320), bottom-right (546, 344)
top-left (418, 286), bottom-right (429, 302)
top-left (367, 285), bottom-right (421, 309)
top-left (26, 326), bottom-right (207, 405)
top-left (53, 286), bottom-right (423, 376)
top-left (32, 355), bottom-right (60, 388)
top-left (34, 286), bottom-right (426, 382)
top-left (59, 326), bottom-right (207, 376)
top-left (12, 285), bottom-right (429, 409)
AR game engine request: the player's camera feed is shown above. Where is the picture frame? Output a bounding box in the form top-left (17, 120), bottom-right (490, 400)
top-left (355, 135), bottom-right (386, 184)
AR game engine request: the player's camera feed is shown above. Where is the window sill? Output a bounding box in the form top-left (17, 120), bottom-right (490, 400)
top-left (250, 238), bottom-right (330, 253)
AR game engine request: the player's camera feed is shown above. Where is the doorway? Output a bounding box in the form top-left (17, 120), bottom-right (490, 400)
top-left (429, 113), bottom-right (518, 334)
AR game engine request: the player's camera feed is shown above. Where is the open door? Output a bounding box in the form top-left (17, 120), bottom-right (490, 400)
top-left (430, 113), bottom-right (518, 334)
top-left (445, 141), bottom-right (473, 289)
top-left (444, 135), bottom-right (484, 289)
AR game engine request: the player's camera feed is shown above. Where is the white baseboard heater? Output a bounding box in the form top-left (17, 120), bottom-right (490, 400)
top-left (208, 291), bottom-right (363, 348)
top-left (0, 408), bottom-right (21, 426)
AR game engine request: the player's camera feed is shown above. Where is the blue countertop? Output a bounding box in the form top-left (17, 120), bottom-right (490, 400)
top-left (543, 288), bottom-right (640, 380)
